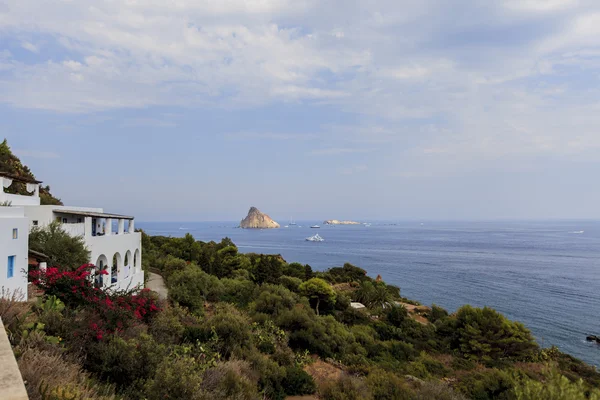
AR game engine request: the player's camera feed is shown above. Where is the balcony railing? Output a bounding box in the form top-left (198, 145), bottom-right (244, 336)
top-left (61, 223), bottom-right (85, 237)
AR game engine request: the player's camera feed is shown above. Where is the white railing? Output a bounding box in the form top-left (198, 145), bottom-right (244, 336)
top-left (0, 192), bottom-right (40, 206)
top-left (62, 223), bottom-right (86, 237)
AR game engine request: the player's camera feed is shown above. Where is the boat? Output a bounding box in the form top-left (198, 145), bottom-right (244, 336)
top-left (310, 225), bottom-right (320, 228)
top-left (306, 233), bottom-right (324, 242)
top-left (289, 217), bottom-right (297, 226)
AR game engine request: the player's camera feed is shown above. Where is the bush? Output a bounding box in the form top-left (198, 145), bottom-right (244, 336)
top-left (201, 360), bottom-right (260, 400)
top-left (451, 306), bottom-right (538, 361)
top-left (145, 356), bottom-right (204, 400)
top-left (250, 284), bottom-right (301, 317)
top-left (168, 266), bottom-right (223, 313)
top-left (457, 369), bottom-right (514, 400)
top-left (365, 369), bottom-right (413, 400)
top-left (207, 304), bottom-right (252, 358)
top-left (84, 333), bottom-right (166, 394)
top-left (512, 368), bottom-right (600, 400)
top-left (148, 304), bottom-right (187, 344)
top-left (413, 382), bottom-right (468, 400)
top-left (283, 366), bottom-right (317, 395)
top-left (429, 304), bottom-right (449, 323)
top-left (386, 305), bottom-right (408, 328)
top-left (404, 352), bottom-right (450, 380)
top-left (277, 275), bottom-right (303, 292)
top-left (161, 255), bottom-right (188, 280)
top-left (320, 375), bottom-right (373, 400)
top-left (220, 278), bottom-right (256, 306)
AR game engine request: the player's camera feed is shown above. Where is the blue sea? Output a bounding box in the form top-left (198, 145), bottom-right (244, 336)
top-left (137, 220), bottom-right (600, 366)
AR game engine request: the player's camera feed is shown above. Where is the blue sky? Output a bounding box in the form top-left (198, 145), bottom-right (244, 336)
top-left (1, 0), bottom-right (600, 221)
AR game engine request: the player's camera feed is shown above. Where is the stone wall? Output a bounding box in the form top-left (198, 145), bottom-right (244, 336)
top-left (0, 318), bottom-right (28, 399)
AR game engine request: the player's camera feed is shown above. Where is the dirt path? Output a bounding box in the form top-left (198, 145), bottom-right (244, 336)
top-left (147, 272), bottom-right (168, 300)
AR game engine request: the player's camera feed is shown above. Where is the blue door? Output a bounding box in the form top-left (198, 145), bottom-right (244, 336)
top-left (7, 255), bottom-right (15, 278)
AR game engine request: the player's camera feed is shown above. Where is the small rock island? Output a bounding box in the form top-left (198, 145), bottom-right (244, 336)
top-left (240, 207), bottom-right (280, 229)
top-left (323, 219), bottom-right (361, 225)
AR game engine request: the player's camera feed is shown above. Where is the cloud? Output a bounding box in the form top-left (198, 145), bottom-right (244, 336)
top-left (0, 0), bottom-right (600, 163)
top-left (225, 131), bottom-right (316, 140)
top-left (338, 164), bottom-right (368, 175)
top-left (309, 147), bottom-right (372, 156)
top-left (14, 149), bottom-right (60, 159)
top-left (20, 41), bottom-right (39, 53)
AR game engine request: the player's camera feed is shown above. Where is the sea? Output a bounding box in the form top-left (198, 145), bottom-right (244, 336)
top-left (137, 220), bottom-right (600, 367)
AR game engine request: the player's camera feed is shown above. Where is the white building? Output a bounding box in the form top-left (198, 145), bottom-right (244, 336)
top-left (0, 206), bottom-right (28, 299)
top-left (0, 173), bottom-right (143, 294)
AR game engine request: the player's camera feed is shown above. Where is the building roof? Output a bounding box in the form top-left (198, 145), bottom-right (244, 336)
top-left (53, 209), bottom-right (134, 220)
top-left (28, 249), bottom-right (49, 260)
top-left (0, 171), bottom-right (42, 184)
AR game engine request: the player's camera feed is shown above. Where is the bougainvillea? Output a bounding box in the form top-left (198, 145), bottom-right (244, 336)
top-left (30, 264), bottom-right (161, 340)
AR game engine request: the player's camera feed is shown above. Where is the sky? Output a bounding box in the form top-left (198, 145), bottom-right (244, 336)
top-left (1, 0), bottom-right (600, 221)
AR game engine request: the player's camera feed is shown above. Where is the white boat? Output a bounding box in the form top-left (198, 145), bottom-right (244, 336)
top-left (306, 233), bottom-right (324, 242)
top-left (289, 217), bottom-right (297, 226)
top-left (310, 225), bottom-right (320, 228)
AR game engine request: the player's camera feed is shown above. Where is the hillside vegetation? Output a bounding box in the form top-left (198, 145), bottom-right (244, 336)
top-left (3, 231), bottom-right (599, 400)
top-left (0, 139), bottom-right (62, 205)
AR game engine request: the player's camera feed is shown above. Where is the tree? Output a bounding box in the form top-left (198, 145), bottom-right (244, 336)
top-left (355, 281), bottom-right (392, 309)
top-left (29, 221), bottom-right (90, 270)
top-left (299, 278), bottom-right (336, 316)
top-left (452, 305), bottom-right (538, 361)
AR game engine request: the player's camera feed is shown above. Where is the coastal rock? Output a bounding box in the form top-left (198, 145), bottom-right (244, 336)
top-left (586, 335), bottom-right (600, 344)
top-left (323, 219), bottom-right (361, 225)
top-left (240, 207), bottom-right (280, 229)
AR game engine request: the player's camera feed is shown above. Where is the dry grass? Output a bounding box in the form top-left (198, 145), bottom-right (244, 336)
top-left (304, 358), bottom-right (344, 387)
top-left (17, 348), bottom-right (118, 400)
top-left (1, 287), bottom-right (31, 342)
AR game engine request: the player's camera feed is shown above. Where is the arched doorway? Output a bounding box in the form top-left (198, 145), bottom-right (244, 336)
top-left (111, 252), bottom-right (122, 285)
top-left (124, 250), bottom-right (132, 278)
top-left (95, 254), bottom-right (108, 288)
top-left (133, 249), bottom-right (140, 274)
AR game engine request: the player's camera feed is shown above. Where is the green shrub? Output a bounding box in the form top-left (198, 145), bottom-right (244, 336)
top-left (429, 304), bottom-right (449, 323)
top-left (250, 284), bottom-right (301, 317)
top-left (366, 369), bottom-right (413, 400)
top-left (277, 275), bottom-right (303, 292)
top-left (404, 352), bottom-right (450, 379)
top-left (320, 375), bottom-right (373, 400)
top-left (148, 304), bottom-right (187, 344)
top-left (29, 222), bottom-right (90, 271)
top-left (84, 333), bottom-right (166, 395)
top-left (512, 368), bottom-right (600, 400)
top-left (207, 304), bottom-right (252, 358)
top-left (220, 278), bottom-right (256, 307)
top-left (168, 266), bottom-right (223, 313)
top-left (457, 369), bottom-right (515, 400)
top-left (145, 356), bottom-right (204, 400)
top-left (451, 306), bottom-right (538, 361)
top-left (386, 305), bottom-right (408, 328)
top-left (282, 366), bottom-right (317, 395)
top-left (161, 255), bottom-right (188, 280)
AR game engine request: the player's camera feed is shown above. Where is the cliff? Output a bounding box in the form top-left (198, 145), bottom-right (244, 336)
top-left (0, 139), bottom-right (63, 205)
top-left (324, 219), bottom-right (361, 225)
top-left (240, 207), bottom-right (280, 229)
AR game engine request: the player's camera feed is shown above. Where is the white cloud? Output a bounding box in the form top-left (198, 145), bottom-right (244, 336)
top-left (309, 147), bottom-right (372, 156)
top-left (0, 0), bottom-right (600, 163)
top-left (20, 41), bottom-right (38, 53)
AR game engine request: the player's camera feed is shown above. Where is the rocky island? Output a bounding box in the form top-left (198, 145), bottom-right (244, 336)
top-left (323, 219), bottom-right (361, 225)
top-left (240, 206), bottom-right (280, 229)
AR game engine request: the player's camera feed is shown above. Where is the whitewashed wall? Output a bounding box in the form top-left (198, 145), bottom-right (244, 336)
top-left (0, 207), bottom-right (28, 299)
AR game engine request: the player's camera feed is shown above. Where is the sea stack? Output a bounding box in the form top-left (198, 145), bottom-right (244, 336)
top-left (240, 207), bottom-right (280, 229)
